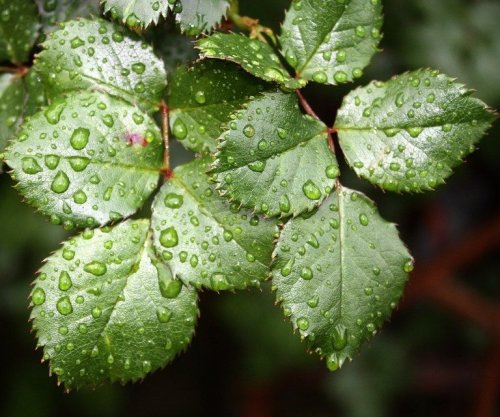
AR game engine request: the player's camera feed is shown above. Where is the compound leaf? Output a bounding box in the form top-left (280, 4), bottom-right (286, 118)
top-left (280, 0), bottom-right (382, 86)
top-left (102, 0), bottom-right (172, 28)
top-left (30, 219), bottom-right (198, 389)
top-left (6, 90), bottom-right (163, 229)
top-left (211, 90), bottom-right (339, 218)
top-left (0, 0), bottom-right (40, 64)
top-left (167, 60), bottom-right (269, 153)
top-left (272, 185), bottom-right (412, 371)
top-left (197, 33), bottom-right (303, 89)
top-left (335, 69), bottom-right (497, 192)
top-left (175, 0), bottom-right (229, 36)
top-left (34, 18), bottom-right (167, 112)
top-left (151, 157), bottom-right (279, 291)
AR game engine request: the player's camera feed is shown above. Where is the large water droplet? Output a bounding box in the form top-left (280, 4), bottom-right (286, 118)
top-left (22, 157), bottom-right (42, 175)
top-left (302, 180), bottom-right (321, 200)
top-left (84, 261), bottom-right (107, 276)
top-left (51, 171), bottom-right (70, 193)
top-left (58, 271), bottom-right (73, 291)
top-left (56, 296), bottom-right (73, 315)
top-left (32, 287), bottom-right (46, 305)
top-left (160, 227), bottom-right (179, 248)
top-left (69, 127), bottom-right (90, 150)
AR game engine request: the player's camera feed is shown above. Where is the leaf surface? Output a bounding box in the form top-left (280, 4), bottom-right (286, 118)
top-left (212, 90), bottom-right (338, 218)
top-left (272, 185), bottom-right (412, 370)
top-left (34, 18), bottom-right (167, 112)
top-left (168, 60), bottom-right (269, 153)
top-left (102, 0), bottom-right (172, 28)
top-left (151, 157), bottom-right (279, 291)
top-left (176, 0), bottom-right (229, 35)
top-left (335, 69), bottom-right (497, 192)
top-left (0, 0), bottom-right (40, 63)
top-left (197, 33), bottom-right (302, 89)
top-left (30, 219), bottom-right (198, 388)
top-left (6, 91), bottom-right (163, 229)
top-left (280, 0), bottom-right (382, 85)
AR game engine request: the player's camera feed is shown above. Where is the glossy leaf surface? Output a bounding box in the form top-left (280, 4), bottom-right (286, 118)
top-left (212, 90), bottom-right (338, 218)
top-left (168, 60), bottom-right (269, 153)
top-left (280, 0), bottom-right (383, 85)
top-left (335, 69), bottom-right (496, 192)
top-left (151, 157), bottom-right (279, 291)
top-left (272, 185), bottom-right (412, 370)
top-left (31, 219), bottom-right (198, 388)
top-left (6, 91), bottom-right (163, 229)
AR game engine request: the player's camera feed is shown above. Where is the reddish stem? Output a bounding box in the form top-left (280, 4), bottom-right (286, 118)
top-left (296, 89), bottom-right (320, 120)
top-left (160, 100), bottom-right (172, 181)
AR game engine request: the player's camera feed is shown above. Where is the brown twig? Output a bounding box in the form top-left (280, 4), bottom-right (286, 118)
top-left (160, 100), bottom-right (172, 180)
top-left (296, 89), bottom-right (319, 120)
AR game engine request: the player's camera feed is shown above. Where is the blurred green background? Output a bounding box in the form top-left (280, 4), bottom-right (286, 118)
top-left (1, 0), bottom-right (499, 416)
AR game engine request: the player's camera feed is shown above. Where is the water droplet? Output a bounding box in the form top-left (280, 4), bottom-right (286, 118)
top-left (84, 261), bottom-right (107, 276)
top-left (302, 180), bottom-right (321, 200)
top-left (91, 306), bottom-right (102, 318)
top-left (296, 317), bottom-right (309, 330)
top-left (406, 127), bottom-right (423, 138)
top-left (248, 160), bottom-right (265, 172)
top-left (403, 259), bottom-right (414, 272)
top-left (44, 154), bottom-right (60, 170)
top-left (163, 192), bottom-right (183, 210)
top-left (359, 213), bottom-right (369, 226)
top-left (69, 127), bottom-right (90, 150)
top-left (51, 171), bottom-right (70, 193)
top-left (325, 164), bottom-right (339, 179)
top-left (32, 287), bottom-right (46, 305)
top-left (70, 36), bottom-right (85, 49)
top-left (210, 273), bottom-right (230, 291)
top-left (56, 296), bottom-right (73, 315)
top-left (312, 71), bottom-right (327, 84)
top-left (332, 325), bottom-right (347, 350)
top-left (263, 67), bottom-right (285, 82)
top-left (22, 157), bottom-right (42, 175)
top-left (157, 307), bottom-right (172, 323)
top-left (300, 266), bottom-right (313, 280)
top-left (160, 227), bottom-right (179, 248)
top-left (243, 124), bottom-right (255, 138)
top-left (44, 101), bottom-right (65, 125)
top-left (279, 194), bottom-right (291, 213)
top-left (194, 90), bottom-right (206, 104)
top-left (73, 189), bottom-right (87, 204)
top-left (326, 353), bottom-right (339, 371)
top-left (68, 156), bottom-right (90, 172)
top-left (58, 271), bottom-right (73, 291)
top-left (173, 119), bottom-right (187, 139)
top-left (334, 71), bottom-right (348, 83)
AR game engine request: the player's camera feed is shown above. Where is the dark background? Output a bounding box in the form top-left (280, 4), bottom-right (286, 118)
top-left (1, 0), bottom-right (499, 416)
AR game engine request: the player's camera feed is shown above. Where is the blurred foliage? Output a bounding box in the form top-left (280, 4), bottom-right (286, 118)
top-left (0, 0), bottom-right (498, 416)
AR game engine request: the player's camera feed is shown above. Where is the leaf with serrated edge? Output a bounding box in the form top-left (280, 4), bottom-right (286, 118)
top-left (6, 90), bottom-right (162, 229)
top-left (35, 0), bottom-right (102, 33)
top-left (335, 69), bottom-right (497, 192)
top-left (197, 33), bottom-right (303, 89)
top-left (151, 157), bottom-right (279, 291)
top-left (176, 0), bottom-right (229, 36)
top-left (272, 185), bottom-right (412, 371)
top-left (280, 0), bottom-right (382, 85)
top-left (34, 18), bottom-right (167, 112)
top-left (30, 219), bottom-right (198, 389)
top-left (211, 90), bottom-right (339, 218)
top-left (101, 0), bottom-right (172, 28)
top-left (0, 0), bottom-right (40, 64)
top-left (168, 60), bottom-right (270, 153)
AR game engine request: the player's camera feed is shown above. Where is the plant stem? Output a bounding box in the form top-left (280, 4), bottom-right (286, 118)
top-left (227, 0), bottom-right (276, 43)
top-left (160, 100), bottom-right (172, 180)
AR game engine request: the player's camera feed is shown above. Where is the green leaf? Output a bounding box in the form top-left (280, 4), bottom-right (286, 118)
top-left (335, 69), bottom-right (497, 192)
top-left (34, 18), bottom-right (167, 112)
top-left (6, 90), bottom-right (163, 229)
top-left (168, 60), bottom-right (270, 153)
top-left (175, 0), bottom-right (229, 36)
top-left (30, 219), bottom-right (198, 388)
top-left (102, 0), bottom-right (172, 28)
top-left (211, 90), bottom-right (339, 218)
top-left (0, 75), bottom-right (25, 155)
top-left (35, 0), bottom-right (102, 32)
top-left (197, 33), bottom-right (303, 89)
top-left (0, 0), bottom-right (40, 64)
top-left (151, 157), bottom-right (279, 291)
top-left (279, 0), bottom-right (382, 85)
top-left (272, 185), bottom-right (412, 371)
top-left (0, 71), bottom-right (47, 157)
